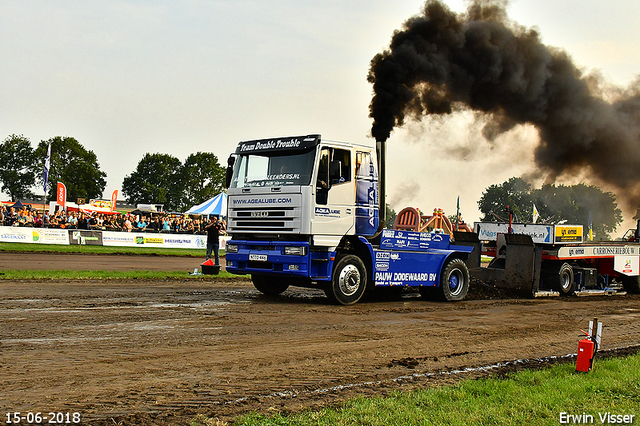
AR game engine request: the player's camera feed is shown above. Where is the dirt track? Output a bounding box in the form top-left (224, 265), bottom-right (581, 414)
top-left (1, 253), bottom-right (639, 425)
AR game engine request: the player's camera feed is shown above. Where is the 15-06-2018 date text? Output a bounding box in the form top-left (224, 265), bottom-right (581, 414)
top-left (5, 412), bottom-right (81, 424)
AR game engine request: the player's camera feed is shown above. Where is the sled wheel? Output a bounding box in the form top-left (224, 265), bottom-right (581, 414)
top-left (252, 274), bottom-right (289, 295)
top-left (552, 263), bottom-right (574, 295)
top-left (439, 258), bottom-right (469, 301)
top-left (325, 254), bottom-right (367, 305)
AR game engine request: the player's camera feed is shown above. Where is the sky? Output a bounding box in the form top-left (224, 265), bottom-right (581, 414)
top-left (3, 0), bottom-right (640, 233)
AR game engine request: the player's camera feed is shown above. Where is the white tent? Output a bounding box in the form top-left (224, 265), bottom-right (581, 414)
top-left (186, 193), bottom-right (227, 216)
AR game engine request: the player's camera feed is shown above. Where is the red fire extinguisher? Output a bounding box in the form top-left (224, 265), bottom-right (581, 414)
top-left (576, 318), bottom-right (602, 373)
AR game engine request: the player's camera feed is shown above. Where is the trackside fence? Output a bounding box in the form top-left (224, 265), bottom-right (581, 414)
top-left (0, 226), bottom-right (229, 250)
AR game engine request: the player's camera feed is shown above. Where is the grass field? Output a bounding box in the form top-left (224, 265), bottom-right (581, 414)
top-left (191, 352), bottom-right (640, 426)
top-left (0, 242), bottom-right (206, 257)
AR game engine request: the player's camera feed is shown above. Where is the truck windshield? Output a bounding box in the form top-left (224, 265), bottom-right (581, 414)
top-left (230, 149), bottom-right (316, 188)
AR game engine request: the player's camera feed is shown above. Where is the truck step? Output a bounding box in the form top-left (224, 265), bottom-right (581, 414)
top-left (533, 291), bottom-right (560, 298)
top-left (575, 289), bottom-right (627, 297)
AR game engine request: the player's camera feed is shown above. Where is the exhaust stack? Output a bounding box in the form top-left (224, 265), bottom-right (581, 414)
top-left (376, 139), bottom-right (386, 236)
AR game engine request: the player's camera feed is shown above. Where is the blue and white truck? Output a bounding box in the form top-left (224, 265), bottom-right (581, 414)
top-left (224, 134), bottom-right (473, 305)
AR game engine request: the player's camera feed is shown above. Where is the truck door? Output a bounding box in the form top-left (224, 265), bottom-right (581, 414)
top-left (313, 147), bottom-right (355, 237)
top-left (355, 150), bottom-right (379, 236)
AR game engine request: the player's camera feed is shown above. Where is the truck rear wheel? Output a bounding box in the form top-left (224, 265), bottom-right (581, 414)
top-left (252, 275), bottom-right (289, 295)
top-left (325, 254), bottom-right (367, 305)
top-left (622, 275), bottom-right (640, 293)
top-left (438, 258), bottom-right (469, 301)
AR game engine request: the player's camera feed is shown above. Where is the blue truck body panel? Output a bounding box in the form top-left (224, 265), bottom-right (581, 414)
top-left (225, 240), bottom-right (333, 281)
top-left (225, 229), bottom-right (472, 288)
top-left (374, 229), bottom-right (473, 287)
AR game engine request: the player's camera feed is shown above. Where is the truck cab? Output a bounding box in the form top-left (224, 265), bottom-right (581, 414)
top-left (226, 134), bottom-right (378, 241)
top-left (225, 134), bottom-right (471, 305)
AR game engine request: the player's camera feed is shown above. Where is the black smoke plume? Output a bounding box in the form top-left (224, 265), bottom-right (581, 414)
top-left (368, 0), bottom-right (640, 208)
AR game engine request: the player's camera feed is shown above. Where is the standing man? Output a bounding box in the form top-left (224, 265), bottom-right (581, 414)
top-left (205, 215), bottom-right (225, 266)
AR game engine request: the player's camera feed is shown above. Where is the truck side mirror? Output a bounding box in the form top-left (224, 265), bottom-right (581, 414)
top-left (329, 160), bottom-right (342, 183)
top-left (225, 155), bottom-right (235, 188)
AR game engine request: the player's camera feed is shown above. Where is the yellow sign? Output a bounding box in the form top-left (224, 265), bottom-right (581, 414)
top-left (144, 237), bottom-right (164, 244)
top-left (555, 225), bottom-right (583, 243)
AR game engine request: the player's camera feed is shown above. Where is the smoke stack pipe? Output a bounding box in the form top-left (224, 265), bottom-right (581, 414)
top-left (376, 139), bottom-right (386, 236)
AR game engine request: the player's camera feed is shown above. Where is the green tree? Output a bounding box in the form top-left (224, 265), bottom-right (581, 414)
top-left (385, 204), bottom-right (396, 229)
top-left (478, 177), bottom-right (623, 239)
top-left (0, 134), bottom-right (37, 201)
top-left (34, 136), bottom-right (107, 201)
top-left (532, 183), bottom-right (622, 240)
top-left (177, 152), bottom-right (225, 211)
top-left (122, 153), bottom-right (183, 211)
top-left (477, 177), bottom-right (533, 222)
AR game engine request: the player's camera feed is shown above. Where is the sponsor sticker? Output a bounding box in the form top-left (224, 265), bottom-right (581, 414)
top-left (555, 225), bottom-right (583, 243)
top-left (315, 207), bottom-right (341, 218)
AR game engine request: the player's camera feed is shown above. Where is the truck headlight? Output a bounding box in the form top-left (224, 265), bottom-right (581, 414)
top-left (284, 246), bottom-right (307, 256)
top-left (226, 244), bottom-right (239, 253)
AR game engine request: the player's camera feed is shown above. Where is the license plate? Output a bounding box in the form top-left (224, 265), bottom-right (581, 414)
top-left (249, 254), bottom-right (268, 262)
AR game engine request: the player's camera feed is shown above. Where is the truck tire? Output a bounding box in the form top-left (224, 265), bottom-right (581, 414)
top-left (438, 258), bottom-right (469, 301)
top-left (622, 275), bottom-right (640, 293)
top-left (252, 275), bottom-right (289, 295)
top-left (551, 263), bottom-right (574, 295)
top-left (325, 254), bottom-right (367, 305)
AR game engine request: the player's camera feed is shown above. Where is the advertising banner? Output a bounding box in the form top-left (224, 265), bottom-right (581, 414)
top-left (373, 249), bottom-right (442, 286)
top-left (614, 255), bottom-right (640, 276)
top-left (101, 231), bottom-right (208, 249)
top-left (380, 229), bottom-right (451, 251)
top-left (474, 222), bottom-right (554, 244)
top-left (235, 135), bottom-right (320, 154)
top-left (89, 199), bottom-right (113, 210)
top-left (32, 228), bottom-right (70, 245)
top-left (557, 244), bottom-right (640, 260)
top-left (68, 230), bottom-right (103, 246)
top-left (0, 226), bottom-right (229, 250)
top-left (554, 225), bottom-right (583, 243)
top-left (474, 222), bottom-right (584, 244)
top-left (110, 189), bottom-right (118, 211)
top-left (0, 226), bottom-right (69, 245)
top-left (0, 227), bottom-right (31, 243)
top-left (57, 182), bottom-right (66, 209)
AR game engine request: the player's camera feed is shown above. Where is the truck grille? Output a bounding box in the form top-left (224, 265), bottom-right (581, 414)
top-left (228, 207), bottom-right (301, 233)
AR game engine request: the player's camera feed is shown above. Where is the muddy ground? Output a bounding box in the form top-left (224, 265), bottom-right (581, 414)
top-left (1, 253), bottom-right (639, 425)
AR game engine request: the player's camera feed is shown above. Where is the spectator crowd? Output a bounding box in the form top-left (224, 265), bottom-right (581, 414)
top-left (0, 204), bottom-right (225, 234)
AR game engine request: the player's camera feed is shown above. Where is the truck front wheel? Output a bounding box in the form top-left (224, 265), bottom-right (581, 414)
top-left (252, 275), bottom-right (289, 295)
top-left (439, 258), bottom-right (470, 301)
top-left (325, 255), bottom-right (367, 305)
